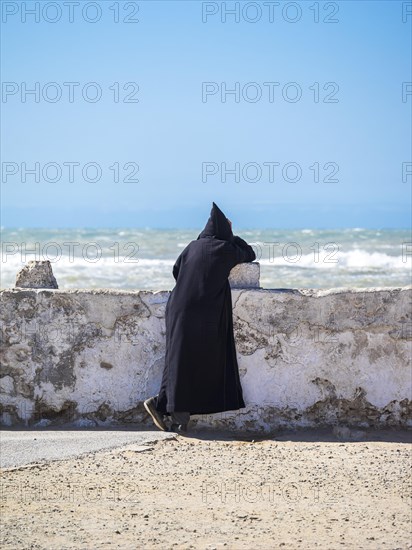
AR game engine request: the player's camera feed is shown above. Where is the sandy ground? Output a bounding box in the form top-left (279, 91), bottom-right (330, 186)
top-left (1, 428), bottom-right (411, 550)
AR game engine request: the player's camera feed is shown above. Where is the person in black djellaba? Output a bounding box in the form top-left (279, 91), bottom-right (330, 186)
top-left (144, 202), bottom-right (256, 432)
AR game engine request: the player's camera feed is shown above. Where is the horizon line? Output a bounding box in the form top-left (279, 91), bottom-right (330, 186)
top-left (1, 226), bottom-right (411, 232)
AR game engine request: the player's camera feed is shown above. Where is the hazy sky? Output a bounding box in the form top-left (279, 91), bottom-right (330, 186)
top-left (1, 0), bottom-right (411, 228)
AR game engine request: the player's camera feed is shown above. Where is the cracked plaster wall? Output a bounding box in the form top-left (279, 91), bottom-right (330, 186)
top-left (1, 284), bottom-right (411, 430)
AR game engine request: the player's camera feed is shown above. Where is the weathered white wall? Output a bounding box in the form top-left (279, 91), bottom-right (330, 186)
top-left (1, 281), bottom-right (411, 430)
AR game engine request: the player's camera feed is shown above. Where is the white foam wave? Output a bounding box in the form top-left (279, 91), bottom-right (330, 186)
top-left (258, 249), bottom-right (411, 270)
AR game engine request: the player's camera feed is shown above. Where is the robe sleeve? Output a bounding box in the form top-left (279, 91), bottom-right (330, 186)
top-left (231, 235), bottom-right (256, 264)
top-left (172, 253), bottom-right (182, 281)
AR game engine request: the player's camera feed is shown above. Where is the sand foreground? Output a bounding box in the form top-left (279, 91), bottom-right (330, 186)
top-left (1, 428), bottom-right (411, 549)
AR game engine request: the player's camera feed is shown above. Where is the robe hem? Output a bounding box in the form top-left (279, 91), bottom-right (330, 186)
top-left (160, 402), bottom-right (246, 416)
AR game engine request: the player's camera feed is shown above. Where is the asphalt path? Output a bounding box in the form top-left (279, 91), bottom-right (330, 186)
top-left (0, 427), bottom-right (174, 469)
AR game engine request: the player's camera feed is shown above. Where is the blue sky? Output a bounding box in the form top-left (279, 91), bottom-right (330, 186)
top-left (1, 0), bottom-right (411, 228)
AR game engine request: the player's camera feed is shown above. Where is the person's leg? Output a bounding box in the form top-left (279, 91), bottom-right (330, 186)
top-left (170, 411), bottom-right (190, 432)
top-left (171, 411), bottom-right (190, 425)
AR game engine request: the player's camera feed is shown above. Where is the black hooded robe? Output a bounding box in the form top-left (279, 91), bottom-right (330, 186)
top-left (155, 202), bottom-right (256, 416)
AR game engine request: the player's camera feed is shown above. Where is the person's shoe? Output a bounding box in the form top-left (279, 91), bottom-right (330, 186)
top-left (170, 423), bottom-right (188, 433)
top-left (143, 397), bottom-right (167, 431)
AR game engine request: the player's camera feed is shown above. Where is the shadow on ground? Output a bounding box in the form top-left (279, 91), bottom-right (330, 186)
top-left (2, 424), bottom-right (411, 444)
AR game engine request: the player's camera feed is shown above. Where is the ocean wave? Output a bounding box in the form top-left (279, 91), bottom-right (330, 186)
top-left (257, 249), bottom-right (410, 270)
top-left (1, 229), bottom-right (411, 289)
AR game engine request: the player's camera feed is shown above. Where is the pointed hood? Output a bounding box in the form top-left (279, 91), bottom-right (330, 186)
top-left (197, 202), bottom-right (234, 241)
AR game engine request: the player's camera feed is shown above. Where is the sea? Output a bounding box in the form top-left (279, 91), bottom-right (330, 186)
top-left (1, 228), bottom-right (411, 291)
